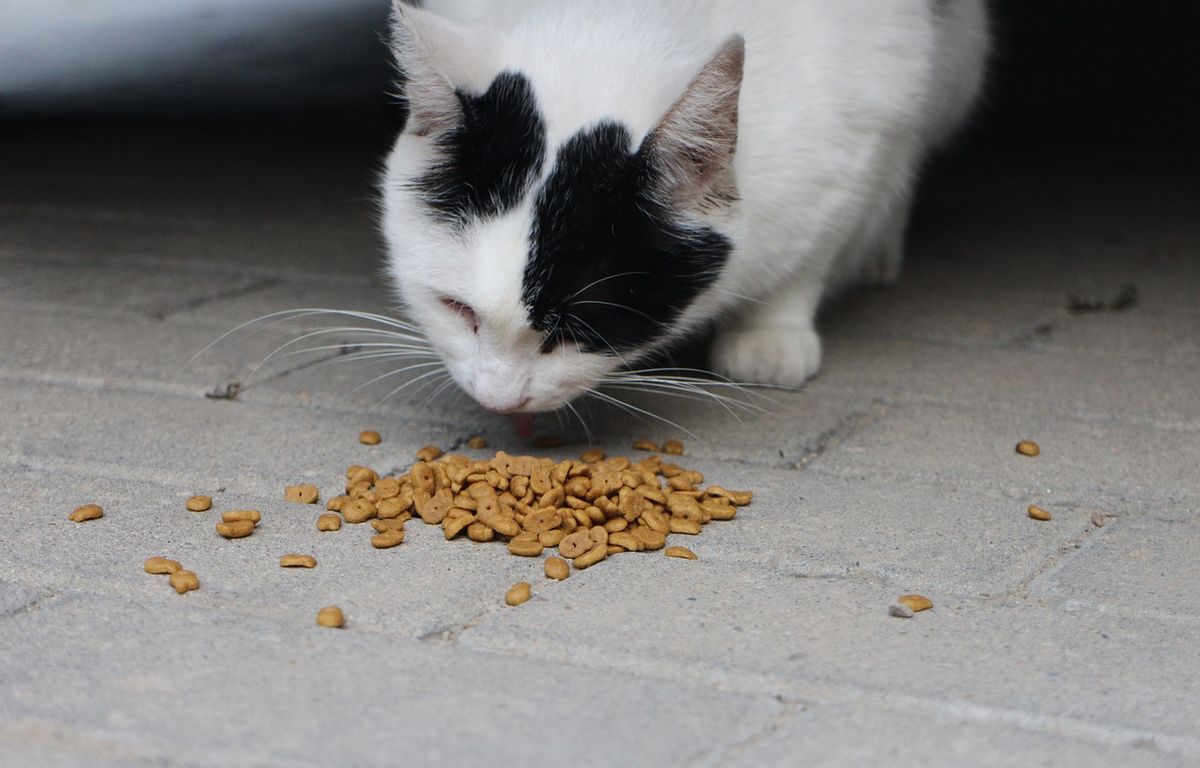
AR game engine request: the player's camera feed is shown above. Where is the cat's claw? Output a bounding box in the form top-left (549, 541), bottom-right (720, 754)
top-left (710, 325), bottom-right (822, 388)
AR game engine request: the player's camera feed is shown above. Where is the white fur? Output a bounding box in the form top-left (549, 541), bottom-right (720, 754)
top-left (381, 0), bottom-right (989, 410)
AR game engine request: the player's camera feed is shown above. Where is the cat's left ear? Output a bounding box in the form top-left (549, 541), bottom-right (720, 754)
top-left (389, 3), bottom-right (498, 136)
top-left (640, 35), bottom-right (745, 208)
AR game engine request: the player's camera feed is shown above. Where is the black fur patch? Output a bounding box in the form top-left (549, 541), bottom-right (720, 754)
top-left (522, 122), bottom-right (732, 355)
top-left (415, 72), bottom-right (545, 226)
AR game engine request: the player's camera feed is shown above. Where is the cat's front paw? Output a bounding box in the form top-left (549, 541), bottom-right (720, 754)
top-left (710, 324), bottom-right (823, 387)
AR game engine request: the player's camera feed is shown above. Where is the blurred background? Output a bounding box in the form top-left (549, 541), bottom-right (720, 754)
top-left (2, 2), bottom-right (1197, 143)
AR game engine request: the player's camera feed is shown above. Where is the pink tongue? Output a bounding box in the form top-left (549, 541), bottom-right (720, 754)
top-left (512, 413), bottom-right (536, 439)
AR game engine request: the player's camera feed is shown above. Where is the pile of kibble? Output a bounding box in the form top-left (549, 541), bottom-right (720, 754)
top-left (316, 441), bottom-right (753, 611)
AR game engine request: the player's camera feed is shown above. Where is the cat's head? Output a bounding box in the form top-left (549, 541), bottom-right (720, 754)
top-left (379, 5), bottom-right (743, 414)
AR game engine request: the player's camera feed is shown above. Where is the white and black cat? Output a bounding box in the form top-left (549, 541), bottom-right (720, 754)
top-left (379, 0), bottom-right (990, 416)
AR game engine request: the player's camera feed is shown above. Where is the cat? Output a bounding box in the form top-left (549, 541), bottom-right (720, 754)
top-left (378, 0), bottom-right (989, 416)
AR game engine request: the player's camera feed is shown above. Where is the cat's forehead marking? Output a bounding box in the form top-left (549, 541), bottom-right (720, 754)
top-left (521, 121), bottom-right (732, 355)
top-left (416, 71), bottom-right (546, 227)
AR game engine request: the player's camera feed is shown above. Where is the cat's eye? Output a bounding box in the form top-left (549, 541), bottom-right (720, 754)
top-left (439, 296), bottom-right (478, 333)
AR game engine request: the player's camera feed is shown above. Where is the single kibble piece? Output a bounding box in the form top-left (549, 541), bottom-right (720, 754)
top-left (662, 439), bottom-right (685, 456)
top-left (169, 570), bottom-right (200, 594)
top-left (144, 556), bottom-right (182, 575)
top-left (505, 581), bottom-right (532, 606)
top-left (888, 603), bottom-right (915, 619)
top-left (544, 557), bottom-right (570, 580)
top-left (359, 430), bottom-right (382, 446)
top-left (897, 594), bottom-right (933, 612)
top-left (632, 439), bottom-right (660, 452)
top-left (1016, 440), bottom-right (1040, 457)
top-left (284, 484), bottom-right (320, 504)
top-left (1027, 504), bottom-right (1052, 521)
top-left (371, 529), bottom-right (405, 549)
top-left (467, 435), bottom-right (488, 449)
top-left (215, 519), bottom-right (256, 539)
top-left (222, 509), bottom-right (261, 524)
top-left (580, 448), bottom-right (606, 464)
top-left (316, 605), bottom-right (344, 628)
top-left (280, 554), bottom-right (317, 569)
top-left (665, 546), bottom-right (698, 560)
top-left (416, 445), bottom-right (443, 462)
top-left (317, 513), bottom-right (342, 532)
top-left (68, 504), bottom-right (103, 523)
top-left (185, 495), bottom-right (212, 512)
top-left (507, 538), bottom-right (544, 557)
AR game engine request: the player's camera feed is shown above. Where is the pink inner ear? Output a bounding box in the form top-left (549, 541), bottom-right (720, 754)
top-left (440, 296), bottom-right (479, 333)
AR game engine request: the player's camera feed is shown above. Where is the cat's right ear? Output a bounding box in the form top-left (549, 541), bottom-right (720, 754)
top-left (389, 3), bottom-right (494, 136)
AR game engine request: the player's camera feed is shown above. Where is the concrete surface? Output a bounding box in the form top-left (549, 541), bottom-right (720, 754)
top-left (0, 123), bottom-right (1198, 767)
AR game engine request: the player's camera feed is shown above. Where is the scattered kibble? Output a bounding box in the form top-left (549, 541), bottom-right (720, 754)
top-left (144, 556), bottom-right (182, 575)
top-left (1016, 440), bottom-right (1040, 457)
top-left (222, 510), bottom-right (261, 524)
top-left (580, 448), bottom-right (606, 463)
top-left (317, 513), bottom-right (342, 532)
top-left (632, 439), bottom-right (660, 452)
top-left (505, 581), bottom-right (532, 606)
top-left (1028, 504), bottom-right (1052, 521)
top-left (897, 594), bottom-right (933, 612)
top-left (467, 435), bottom-right (488, 449)
top-left (359, 430), bottom-right (382, 446)
top-left (371, 529), bottom-right (405, 549)
top-left (284, 484), bottom-right (319, 504)
top-left (665, 546), bottom-right (698, 560)
top-left (185, 495), bottom-right (212, 512)
top-left (216, 519), bottom-right (256, 539)
top-left (280, 554), bottom-right (317, 568)
top-left (662, 439), bottom-right (684, 456)
top-left (168, 570), bottom-right (200, 594)
top-left (316, 605), bottom-right (344, 628)
top-left (68, 504), bottom-right (103, 523)
top-left (544, 557), bottom-right (570, 580)
top-left (416, 445), bottom-right (443, 462)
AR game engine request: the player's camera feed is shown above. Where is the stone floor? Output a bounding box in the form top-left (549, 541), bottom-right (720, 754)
top-left (1, 121), bottom-right (1197, 767)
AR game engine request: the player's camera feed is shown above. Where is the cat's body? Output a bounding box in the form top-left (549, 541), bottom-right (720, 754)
top-left (380, 0), bottom-right (989, 413)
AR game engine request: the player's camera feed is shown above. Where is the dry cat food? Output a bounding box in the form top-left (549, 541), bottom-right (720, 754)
top-left (662, 439), bottom-right (685, 456)
top-left (359, 430), bottom-right (382, 446)
top-left (216, 511), bottom-right (259, 539)
top-left (169, 570), bottom-right (200, 594)
top-left (144, 556), bottom-right (182, 575)
top-left (1016, 440), bottom-right (1040, 457)
top-left (897, 594), bottom-right (933, 612)
top-left (316, 513), bottom-right (342, 532)
top-left (505, 581), bottom-right (532, 606)
top-left (280, 554), bottom-right (317, 569)
top-left (632, 439), bottom-right (660, 452)
top-left (467, 435), bottom-right (488, 449)
top-left (284, 484), bottom-right (320, 504)
top-left (316, 605), bottom-right (345, 628)
top-left (416, 445), bottom-right (444, 462)
top-left (324, 446), bottom-right (752, 578)
top-left (544, 557), bottom-right (570, 580)
top-left (186, 495), bottom-right (212, 512)
top-left (68, 504), bottom-right (103, 523)
top-left (1027, 504), bottom-right (1052, 521)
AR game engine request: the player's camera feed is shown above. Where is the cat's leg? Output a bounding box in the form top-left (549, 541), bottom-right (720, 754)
top-left (857, 185), bottom-right (913, 287)
top-left (710, 269), bottom-right (825, 387)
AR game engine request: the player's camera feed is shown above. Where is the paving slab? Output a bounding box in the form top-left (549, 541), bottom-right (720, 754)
top-left (1031, 518), bottom-right (1200, 621)
top-left (0, 591), bottom-right (783, 768)
top-left (457, 559), bottom-right (1200, 755)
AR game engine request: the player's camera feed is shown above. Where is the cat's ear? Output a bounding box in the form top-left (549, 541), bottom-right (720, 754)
top-left (641, 35), bottom-right (745, 208)
top-left (389, 3), bottom-right (495, 136)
